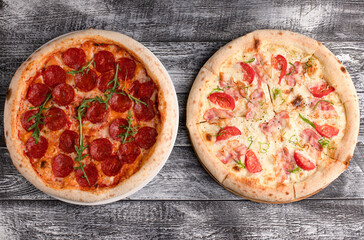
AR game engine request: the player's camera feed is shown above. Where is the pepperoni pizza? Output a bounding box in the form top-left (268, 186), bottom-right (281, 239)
top-left (187, 30), bottom-right (359, 203)
top-left (4, 29), bottom-right (178, 204)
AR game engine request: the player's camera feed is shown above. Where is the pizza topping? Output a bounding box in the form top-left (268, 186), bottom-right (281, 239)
top-left (272, 55), bottom-right (287, 85)
top-left (117, 111), bottom-right (139, 144)
top-left (102, 155), bottom-right (123, 176)
top-left (52, 83), bottom-right (75, 106)
top-left (272, 88), bottom-right (286, 104)
top-left (94, 50), bottom-right (115, 73)
top-left (89, 138), bottom-right (113, 161)
top-left (135, 126), bottom-right (158, 149)
top-left (208, 92), bottom-right (235, 110)
top-left (246, 88), bottom-right (265, 120)
top-left (301, 129), bottom-right (323, 151)
top-left (25, 136), bottom-right (48, 159)
top-left (216, 126), bottom-right (241, 142)
top-left (217, 140), bottom-right (247, 164)
top-left (118, 142), bottom-right (141, 164)
top-left (258, 142), bottom-right (270, 153)
top-left (62, 48), bottom-right (86, 70)
top-left (291, 95), bottom-right (304, 108)
top-left (21, 110), bottom-right (44, 132)
top-left (59, 130), bottom-right (78, 153)
top-left (44, 107), bottom-right (67, 131)
top-left (27, 83), bottom-right (51, 106)
top-left (75, 163), bottom-right (98, 187)
top-left (240, 62), bottom-right (255, 84)
top-left (314, 123), bottom-right (339, 139)
top-left (280, 147), bottom-right (294, 172)
top-left (313, 99), bottom-right (334, 111)
top-left (308, 82), bottom-right (335, 98)
top-left (86, 102), bottom-right (108, 123)
top-left (130, 80), bottom-right (155, 99)
top-left (245, 150), bottom-right (262, 173)
top-left (260, 111), bottom-right (289, 135)
top-left (109, 93), bottom-right (132, 113)
top-left (133, 98), bottom-right (155, 121)
top-left (275, 147), bottom-right (294, 182)
top-left (294, 150), bottom-right (316, 170)
top-left (52, 154), bottom-right (74, 178)
top-left (67, 59), bottom-right (94, 75)
top-left (43, 65), bottom-right (67, 88)
top-left (109, 118), bottom-right (129, 141)
top-left (96, 71), bottom-right (114, 93)
top-left (285, 61), bottom-right (303, 86)
top-left (75, 69), bottom-right (97, 92)
top-left (203, 108), bottom-right (233, 121)
top-left (117, 58), bottom-right (136, 81)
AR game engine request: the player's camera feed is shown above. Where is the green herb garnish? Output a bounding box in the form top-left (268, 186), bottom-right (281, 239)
top-left (208, 85), bottom-right (225, 106)
top-left (243, 58), bottom-right (255, 64)
top-left (248, 136), bottom-right (253, 149)
top-left (118, 110), bottom-right (139, 144)
top-left (286, 62), bottom-right (296, 76)
top-left (272, 88), bottom-right (286, 104)
top-left (67, 59), bottom-right (94, 76)
top-left (27, 93), bottom-right (52, 143)
top-left (313, 100), bottom-right (334, 110)
top-left (288, 167), bottom-right (302, 173)
top-left (303, 58), bottom-right (314, 69)
top-left (299, 114), bottom-right (316, 129)
top-left (258, 142), bottom-right (269, 153)
top-left (234, 159), bottom-right (246, 168)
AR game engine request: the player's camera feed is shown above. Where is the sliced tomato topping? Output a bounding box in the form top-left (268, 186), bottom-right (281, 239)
top-left (272, 55), bottom-right (287, 85)
top-left (216, 126), bottom-right (241, 142)
top-left (308, 82), bottom-right (335, 98)
top-left (245, 150), bottom-right (262, 173)
top-left (208, 92), bottom-right (235, 110)
top-left (314, 123), bottom-right (339, 139)
top-left (240, 62), bottom-right (255, 84)
top-left (294, 151), bottom-right (316, 170)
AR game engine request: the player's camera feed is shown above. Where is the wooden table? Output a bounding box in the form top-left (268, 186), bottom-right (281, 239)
top-left (0, 0), bottom-right (363, 239)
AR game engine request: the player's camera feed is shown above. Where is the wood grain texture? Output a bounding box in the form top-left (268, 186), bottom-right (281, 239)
top-left (0, 200), bottom-right (362, 239)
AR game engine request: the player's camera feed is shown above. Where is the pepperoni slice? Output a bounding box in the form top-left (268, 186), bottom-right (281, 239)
top-left (52, 83), bottom-right (74, 106)
top-left (94, 50), bottom-right (115, 73)
top-left (102, 155), bottom-right (123, 176)
top-left (314, 123), bottom-right (339, 139)
top-left (216, 126), bottom-right (241, 142)
top-left (89, 138), bottom-right (112, 161)
top-left (240, 63), bottom-right (255, 84)
top-left (62, 48), bottom-right (86, 69)
top-left (118, 142), bottom-right (141, 164)
top-left (45, 107), bottom-right (67, 131)
top-left (109, 118), bottom-right (128, 141)
top-left (75, 69), bottom-right (97, 92)
top-left (294, 151), bottom-right (316, 170)
top-left (86, 102), bottom-right (108, 123)
top-left (21, 110), bottom-right (44, 132)
top-left (245, 150), bottom-right (262, 173)
top-left (27, 83), bottom-right (50, 106)
top-left (135, 127), bottom-right (158, 149)
top-left (43, 65), bottom-right (66, 88)
top-left (308, 82), bottom-right (335, 98)
top-left (133, 98), bottom-right (155, 121)
top-left (272, 55), bottom-right (287, 85)
top-left (52, 154), bottom-right (74, 178)
top-left (109, 93), bottom-right (132, 113)
top-left (96, 71), bottom-right (115, 93)
top-left (130, 80), bottom-right (155, 99)
top-left (59, 130), bottom-right (78, 153)
top-left (117, 58), bottom-right (136, 81)
top-left (25, 136), bottom-right (48, 159)
top-left (75, 163), bottom-right (98, 187)
top-left (209, 92), bottom-right (235, 110)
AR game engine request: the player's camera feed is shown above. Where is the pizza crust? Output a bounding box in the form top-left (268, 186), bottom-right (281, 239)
top-left (4, 29), bottom-right (178, 204)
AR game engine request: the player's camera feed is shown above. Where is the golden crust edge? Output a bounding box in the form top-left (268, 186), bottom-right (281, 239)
top-left (4, 29), bottom-right (178, 203)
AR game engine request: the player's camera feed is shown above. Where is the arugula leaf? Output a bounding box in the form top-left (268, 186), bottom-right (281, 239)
top-left (117, 110), bottom-right (139, 144)
top-left (234, 159), bottom-right (245, 169)
top-left (27, 93), bottom-right (52, 144)
top-left (313, 100), bottom-right (334, 110)
top-left (67, 60), bottom-right (94, 76)
top-left (286, 62), bottom-right (295, 76)
top-left (299, 114), bottom-right (316, 129)
top-left (243, 58), bottom-right (255, 64)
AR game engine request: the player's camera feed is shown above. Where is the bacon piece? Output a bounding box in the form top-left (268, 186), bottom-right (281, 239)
top-left (301, 128), bottom-right (323, 151)
top-left (219, 72), bottom-right (244, 100)
top-left (274, 147), bottom-right (294, 182)
top-left (246, 88), bottom-right (265, 120)
top-left (216, 140), bottom-right (247, 164)
top-left (203, 108), bottom-right (233, 121)
top-left (253, 54), bottom-right (270, 87)
top-left (310, 99), bottom-right (337, 119)
top-left (286, 61), bottom-right (304, 86)
top-left (260, 111), bottom-right (289, 135)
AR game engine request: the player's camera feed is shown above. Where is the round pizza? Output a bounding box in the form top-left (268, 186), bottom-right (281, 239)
top-left (4, 29), bottom-right (178, 204)
top-left (187, 30), bottom-right (359, 203)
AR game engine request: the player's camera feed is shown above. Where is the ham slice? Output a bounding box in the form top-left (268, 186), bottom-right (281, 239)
top-left (286, 61), bottom-right (304, 86)
top-left (301, 128), bottom-right (323, 151)
top-left (310, 99), bottom-right (337, 118)
top-left (203, 108), bottom-right (233, 121)
top-left (260, 111), bottom-right (289, 135)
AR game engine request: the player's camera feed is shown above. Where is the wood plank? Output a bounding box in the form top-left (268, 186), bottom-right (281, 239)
top-left (0, 199), bottom-right (362, 239)
top-left (0, 41), bottom-right (363, 94)
top-left (0, 144), bottom-right (363, 201)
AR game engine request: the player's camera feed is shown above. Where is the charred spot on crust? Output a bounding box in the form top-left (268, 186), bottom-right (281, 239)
top-left (5, 131), bottom-right (8, 137)
top-left (40, 161), bottom-right (47, 168)
top-left (345, 155), bottom-right (353, 166)
top-left (254, 39), bottom-right (261, 49)
top-left (93, 43), bottom-right (100, 46)
top-left (286, 192), bottom-right (289, 195)
top-left (269, 193), bottom-right (273, 196)
top-left (291, 95), bottom-right (304, 108)
top-left (205, 133), bottom-right (212, 141)
top-left (232, 166), bottom-right (240, 172)
top-left (278, 32), bottom-right (283, 35)
top-left (340, 66), bottom-right (346, 73)
top-left (6, 88), bottom-right (12, 100)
